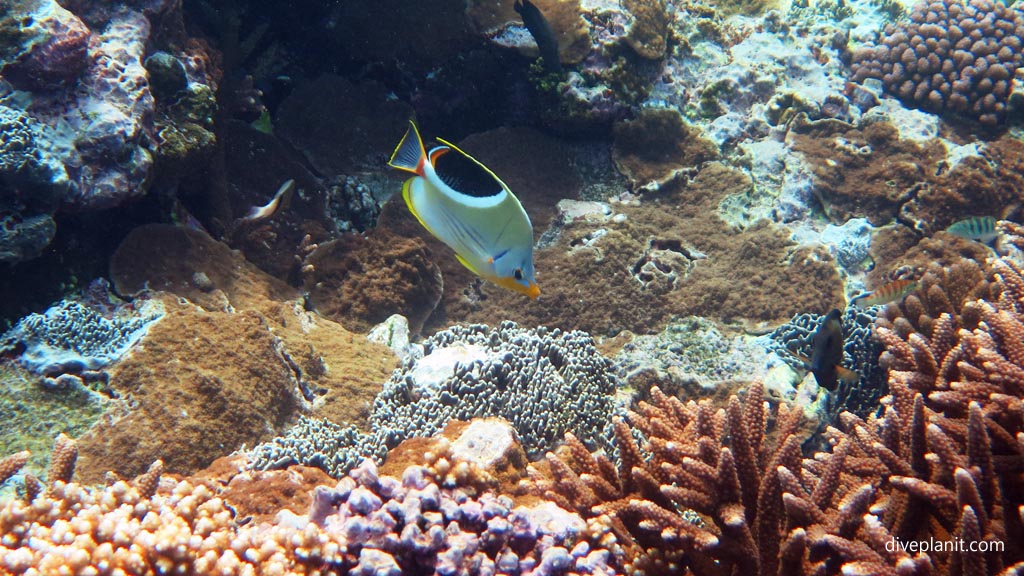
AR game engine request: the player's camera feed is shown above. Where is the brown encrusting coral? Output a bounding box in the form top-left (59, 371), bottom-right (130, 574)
top-left (612, 107), bottom-right (719, 189)
top-left (867, 227), bottom-right (994, 289)
top-left (302, 231), bottom-right (444, 337)
top-left (73, 297), bottom-right (300, 483)
top-left (78, 224), bottom-right (398, 481)
top-left (789, 123), bottom-right (1024, 231)
top-left (622, 0), bottom-right (672, 59)
top-left (394, 127), bottom-right (844, 336)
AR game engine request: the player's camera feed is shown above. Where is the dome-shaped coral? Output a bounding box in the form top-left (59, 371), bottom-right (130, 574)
top-left (851, 0), bottom-right (1024, 127)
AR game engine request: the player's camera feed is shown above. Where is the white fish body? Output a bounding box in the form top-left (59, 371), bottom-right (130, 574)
top-left (388, 121), bottom-right (539, 299)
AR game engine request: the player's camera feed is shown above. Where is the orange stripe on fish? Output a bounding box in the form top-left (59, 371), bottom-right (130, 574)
top-left (851, 279), bottom-right (918, 308)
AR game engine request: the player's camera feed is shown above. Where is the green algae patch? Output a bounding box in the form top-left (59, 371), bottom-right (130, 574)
top-left (0, 363), bottom-right (108, 488)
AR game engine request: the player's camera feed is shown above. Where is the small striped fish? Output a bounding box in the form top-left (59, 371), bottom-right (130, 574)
top-left (946, 216), bottom-right (997, 244)
top-left (851, 279), bottom-right (918, 308)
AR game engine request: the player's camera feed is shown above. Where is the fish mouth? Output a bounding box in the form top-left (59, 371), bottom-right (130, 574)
top-left (492, 276), bottom-right (540, 299)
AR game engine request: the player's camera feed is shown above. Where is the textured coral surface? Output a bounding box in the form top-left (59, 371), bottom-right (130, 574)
top-left (75, 297), bottom-right (298, 482)
top-left (852, 0), bottom-right (1024, 126)
top-left (374, 128), bottom-right (844, 336)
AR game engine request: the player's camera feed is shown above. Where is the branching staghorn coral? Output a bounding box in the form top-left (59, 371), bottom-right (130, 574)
top-left (525, 382), bottom-right (819, 575)
top-left (875, 257), bottom-right (992, 340)
top-left (527, 257), bottom-right (1024, 574)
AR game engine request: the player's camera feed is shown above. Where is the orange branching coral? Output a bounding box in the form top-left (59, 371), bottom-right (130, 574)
top-left (46, 433), bottom-right (78, 487)
top-left (877, 258), bottom-right (991, 341)
top-left (998, 221), bottom-right (1024, 254)
top-left (828, 257), bottom-right (1024, 573)
top-left (529, 255), bottom-right (1024, 574)
top-left (0, 451), bottom-right (29, 485)
top-left (526, 382), bottom-right (819, 575)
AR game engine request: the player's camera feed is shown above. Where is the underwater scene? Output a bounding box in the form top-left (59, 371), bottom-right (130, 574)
top-left (1, 0), bottom-right (1024, 573)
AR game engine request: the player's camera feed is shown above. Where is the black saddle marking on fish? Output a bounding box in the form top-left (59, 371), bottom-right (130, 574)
top-left (434, 149), bottom-right (504, 198)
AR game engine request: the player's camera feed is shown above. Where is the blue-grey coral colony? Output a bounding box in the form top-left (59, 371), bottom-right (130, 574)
top-left (768, 307), bottom-right (886, 420)
top-left (303, 459), bottom-right (615, 575)
top-left (0, 298), bottom-right (163, 383)
top-left (250, 322), bottom-right (626, 477)
top-left (852, 0), bottom-right (1024, 126)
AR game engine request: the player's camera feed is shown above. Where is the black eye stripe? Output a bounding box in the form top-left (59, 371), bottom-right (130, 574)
top-left (514, 269), bottom-right (523, 280)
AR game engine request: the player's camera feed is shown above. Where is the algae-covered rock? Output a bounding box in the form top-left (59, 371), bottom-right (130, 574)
top-left (612, 107), bottom-right (719, 188)
top-left (0, 364), bottom-right (108, 487)
top-left (622, 0), bottom-right (671, 60)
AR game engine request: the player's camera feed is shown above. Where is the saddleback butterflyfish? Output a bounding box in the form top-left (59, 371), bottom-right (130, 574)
top-left (388, 121), bottom-right (540, 299)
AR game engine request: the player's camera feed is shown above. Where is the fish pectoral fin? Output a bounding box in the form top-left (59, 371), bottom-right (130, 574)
top-left (787, 350), bottom-right (811, 368)
top-left (836, 365), bottom-right (860, 384)
top-left (488, 249), bottom-right (510, 265)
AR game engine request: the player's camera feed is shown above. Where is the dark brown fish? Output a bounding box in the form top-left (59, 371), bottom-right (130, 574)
top-left (789, 309), bottom-right (858, 391)
top-left (515, 0), bottom-right (562, 74)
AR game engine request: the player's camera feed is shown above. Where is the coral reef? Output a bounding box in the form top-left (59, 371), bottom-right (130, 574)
top-left (302, 231), bottom-right (444, 337)
top-left (378, 418), bottom-right (531, 499)
top-left (611, 107), bottom-right (719, 189)
top-left (250, 321), bottom-right (626, 477)
top-left (788, 122), bottom-right (1024, 231)
top-left (0, 0), bottom-right (91, 91)
top-left (0, 364), bottom-right (107, 483)
top-left (26, 223), bottom-right (398, 481)
top-left (109, 224), bottom-right (298, 314)
top-left (471, 0), bottom-right (592, 66)
top-left (524, 256), bottom-right (1024, 574)
top-left (0, 428), bottom-right (619, 575)
top-left (0, 0), bottom-right (220, 262)
top-left (525, 382), bottom-right (812, 574)
top-left (622, 0), bottom-right (672, 60)
top-left (767, 306), bottom-right (887, 420)
top-left (612, 316), bottom-right (771, 403)
top-left (0, 104), bottom-right (66, 264)
top-left (0, 295), bottom-right (163, 384)
top-left (373, 322), bottom-right (623, 459)
top-left (851, 0), bottom-right (1024, 127)
top-left (109, 224), bottom-right (397, 427)
top-left (71, 295), bottom-right (301, 482)
top-left (875, 256), bottom-right (992, 337)
top-left (403, 135), bottom-right (844, 335)
top-left (248, 416), bottom-right (380, 483)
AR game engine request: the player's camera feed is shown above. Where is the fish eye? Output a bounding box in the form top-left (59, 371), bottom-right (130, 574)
top-left (514, 268), bottom-right (523, 281)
